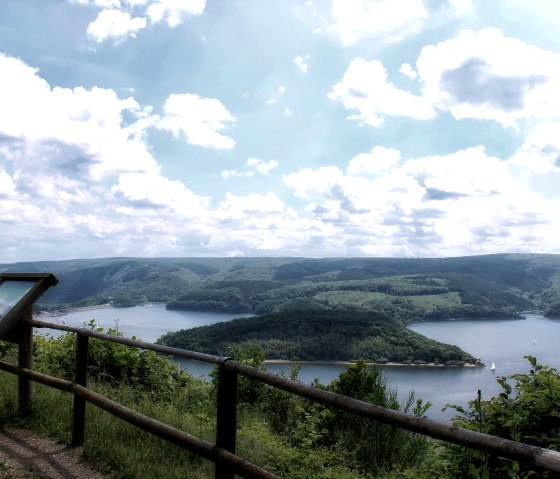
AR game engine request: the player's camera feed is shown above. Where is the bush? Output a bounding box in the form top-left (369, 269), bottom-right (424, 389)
top-left (445, 355), bottom-right (560, 478)
top-left (324, 360), bottom-right (432, 475)
top-left (33, 320), bottom-right (190, 399)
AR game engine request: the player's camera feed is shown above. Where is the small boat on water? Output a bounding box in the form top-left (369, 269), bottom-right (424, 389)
top-left (491, 362), bottom-right (496, 372)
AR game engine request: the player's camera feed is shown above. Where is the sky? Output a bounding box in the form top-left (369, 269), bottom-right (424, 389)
top-left (1, 0), bottom-right (560, 263)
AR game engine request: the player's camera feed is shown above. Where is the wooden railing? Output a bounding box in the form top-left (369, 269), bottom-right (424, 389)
top-left (1, 316), bottom-right (560, 479)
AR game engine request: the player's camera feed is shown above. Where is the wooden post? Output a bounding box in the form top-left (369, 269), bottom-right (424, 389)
top-left (72, 332), bottom-right (89, 446)
top-left (215, 359), bottom-right (238, 479)
top-left (18, 310), bottom-right (33, 416)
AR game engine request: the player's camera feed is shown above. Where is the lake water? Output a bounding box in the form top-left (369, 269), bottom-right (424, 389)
top-left (39, 306), bottom-right (560, 421)
top-left (40, 303), bottom-right (254, 342)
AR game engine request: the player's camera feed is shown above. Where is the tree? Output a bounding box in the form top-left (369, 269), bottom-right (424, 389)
top-left (325, 360), bottom-right (431, 474)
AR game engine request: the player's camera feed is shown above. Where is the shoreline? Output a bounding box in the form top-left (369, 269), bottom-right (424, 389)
top-left (36, 303), bottom-right (118, 318)
top-left (264, 359), bottom-right (482, 369)
top-left (36, 302), bottom-right (166, 317)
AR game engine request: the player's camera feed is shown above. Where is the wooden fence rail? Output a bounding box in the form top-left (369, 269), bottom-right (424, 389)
top-left (0, 317), bottom-right (558, 479)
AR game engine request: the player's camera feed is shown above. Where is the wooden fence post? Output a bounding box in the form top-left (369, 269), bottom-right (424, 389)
top-left (18, 310), bottom-right (33, 416)
top-left (215, 359), bottom-right (238, 479)
top-left (72, 332), bottom-right (89, 446)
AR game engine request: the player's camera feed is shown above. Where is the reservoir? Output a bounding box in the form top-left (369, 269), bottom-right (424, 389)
top-left (40, 306), bottom-right (560, 421)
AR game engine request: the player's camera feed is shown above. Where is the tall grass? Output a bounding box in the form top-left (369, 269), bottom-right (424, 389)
top-left (0, 368), bottom-right (216, 478)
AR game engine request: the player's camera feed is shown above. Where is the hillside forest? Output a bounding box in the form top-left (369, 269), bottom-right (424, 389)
top-left (3, 253), bottom-right (560, 362)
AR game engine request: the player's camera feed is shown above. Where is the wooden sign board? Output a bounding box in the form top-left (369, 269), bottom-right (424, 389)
top-left (0, 273), bottom-right (59, 340)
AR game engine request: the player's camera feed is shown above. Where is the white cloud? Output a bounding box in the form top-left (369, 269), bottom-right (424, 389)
top-left (266, 86), bottom-right (286, 107)
top-left (87, 9), bottom-right (146, 42)
top-left (399, 62), bottom-right (417, 79)
top-left (295, 54), bottom-right (310, 73)
top-left (330, 0), bottom-right (429, 45)
top-left (0, 53), bottom-right (159, 180)
top-left (147, 0), bottom-right (206, 27)
top-left (111, 172), bottom-right (210, 215)
top-left (332, 29), bottom-right (560, 128)
top-left (248, 157), bottom-right (279, 174)
top-left (70, 0), bottom-right (121, 6)
top-left (0, 52), bottom-right (225, 260)
top-left (328, 57), bottom-right (435, 126)
top-left (74, 0), bottom-right (206, 42)
top-left (508, 122), bottom-right (560, 175)
top-left (221, 157), bottom-right (278, 178)
top-left (449, 0), bottom-right (474, 16)
top-left (158, 93), bottom-right (236, 149)
top-left (219, 192), bottom-right (285, 215)
top-left (0, 170), bottom-right (17, 198)
top-left (283, 143), bottom-right (560, 256)
top-left (347, 146), bottom-right (401, 175)
top-left (417, 28), bottom-right (560, 126)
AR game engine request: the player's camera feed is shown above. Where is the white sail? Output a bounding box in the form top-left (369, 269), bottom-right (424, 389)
top-left (491, 362), bottom-right (496, 371)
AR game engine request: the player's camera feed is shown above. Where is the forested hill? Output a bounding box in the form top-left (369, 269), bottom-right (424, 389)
top-left (2, 253), bottom-right (560, 319)
top-left (156, 310), bottom-right (478, 365)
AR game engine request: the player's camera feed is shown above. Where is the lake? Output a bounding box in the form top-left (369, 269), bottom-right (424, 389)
top-left (39, 306), bottom-right (560, 421)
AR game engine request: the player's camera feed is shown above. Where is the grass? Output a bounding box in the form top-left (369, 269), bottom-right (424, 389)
top-left (0, 369), bottom-right (215, 478)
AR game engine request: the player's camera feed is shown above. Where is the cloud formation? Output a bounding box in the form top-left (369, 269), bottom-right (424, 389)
top-left (2, 4), bottom-right (560, 261)
top-left (87, 9), bottom-right (146, 42)
top-left (418, 28), bottom-right (560, 126)
top-left (157, 93), bottom-right (236, 149)
top-left (295, 55), bottom-right (310, 73)
top-left (222, 158), bottom-right (279, 179)
top-left (284, 145), bottom-right (560, 256)
top-left (328, 57), bottom-right (435, 126)
top-left (331, 28), bottom-right (560, 128)
top-left (73, 0), bottom-right (206, 42)
top-left (330, 0), bottom-right (428, 45)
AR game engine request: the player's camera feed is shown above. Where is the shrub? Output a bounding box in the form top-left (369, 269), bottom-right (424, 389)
top-left (324, 360), bottom-right (432, 475)
top-left (33, 320), bottom-right (190, 399)
top-left (445, 355), bottom-right (560, 478)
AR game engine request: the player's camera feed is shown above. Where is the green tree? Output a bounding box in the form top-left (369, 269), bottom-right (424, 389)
top-left (211, 343), bottom-right (266, 404)
top-left (325, 360), bottom-right (432, 475)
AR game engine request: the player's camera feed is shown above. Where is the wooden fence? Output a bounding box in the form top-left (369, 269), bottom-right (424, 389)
top-left (1, 316), bottom-right (560, 479)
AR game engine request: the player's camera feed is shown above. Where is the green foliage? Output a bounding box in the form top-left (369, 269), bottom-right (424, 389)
top-left (1, 340), bottom-right (445, 479)
top-left (168, 280), bottom-right (280, 313)
top-left (445, 356), bottom-right (560, 478)
top-left (224, 346), bottom-right (436, 477)
top-left (211, 343), bottom-right (267, 404)
top-left (236, 412), bottom-right (362, 479)
top-left (324, 360), bottom-right (432, 475)
top-left (158, 310), bottom-right (478, 364)
top-left (0, 339), bottom-right (11, 360)
top-left (168, 286), bottom-right (251, 312)
top-left (34, 320), bottom-right (190, 399)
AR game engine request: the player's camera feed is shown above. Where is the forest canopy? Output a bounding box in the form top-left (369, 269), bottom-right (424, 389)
top-left (157, 310), bottom-right (478, 365)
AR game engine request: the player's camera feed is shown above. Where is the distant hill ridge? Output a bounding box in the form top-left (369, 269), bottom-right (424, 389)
top-left (2, 254), bottom-right (560, 319)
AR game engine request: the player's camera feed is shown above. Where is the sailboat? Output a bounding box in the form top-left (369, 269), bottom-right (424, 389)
top-left (491, 362), bottom-right (496, 372)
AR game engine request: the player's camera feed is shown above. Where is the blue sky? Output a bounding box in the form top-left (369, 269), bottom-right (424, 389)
top-left (1, 0), bottom-right (560, 262)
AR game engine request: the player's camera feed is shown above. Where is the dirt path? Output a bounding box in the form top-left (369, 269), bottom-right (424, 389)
top-left (0, 427), bottom-right (107, 479)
